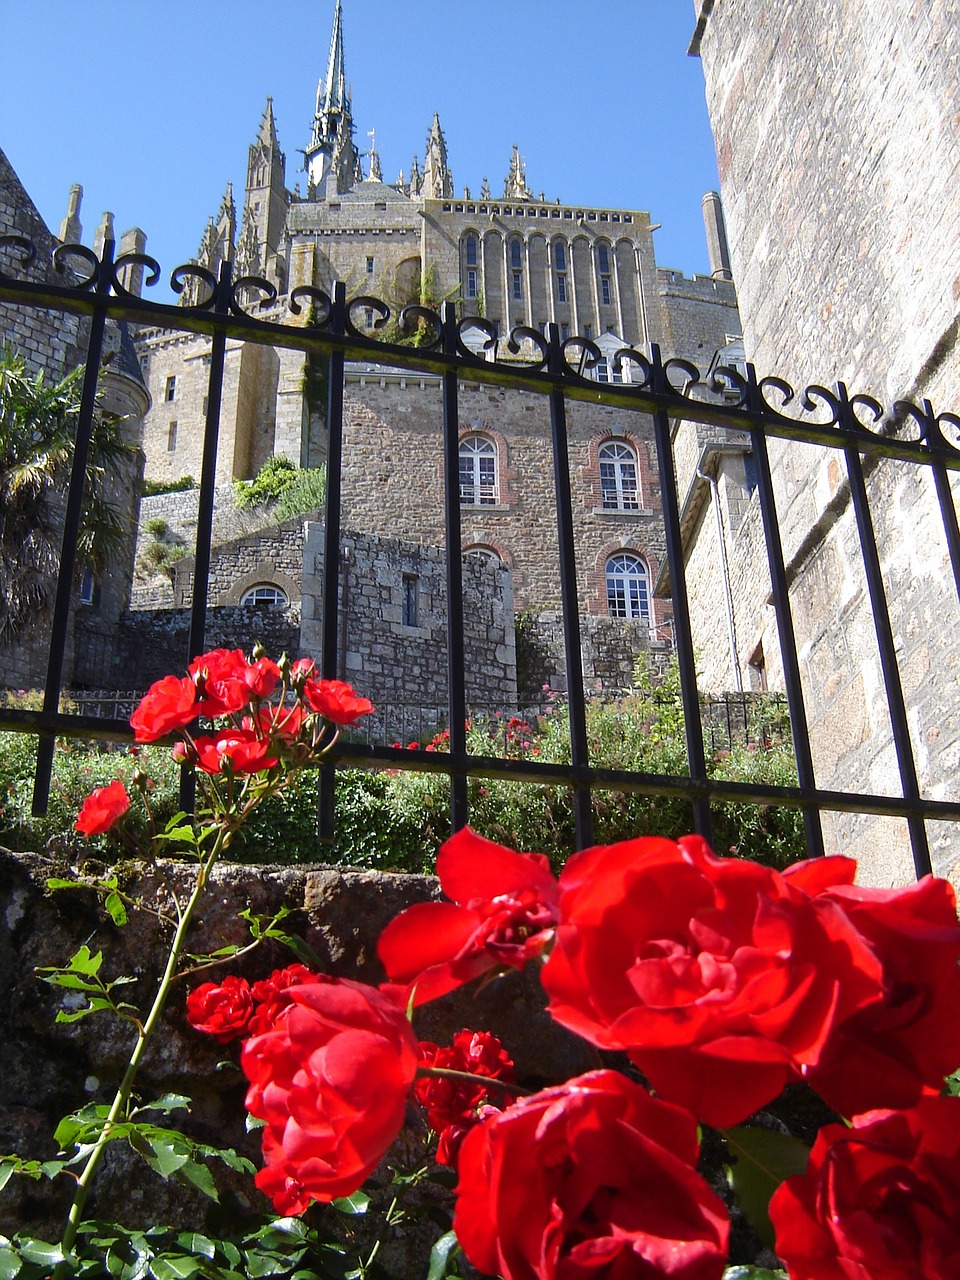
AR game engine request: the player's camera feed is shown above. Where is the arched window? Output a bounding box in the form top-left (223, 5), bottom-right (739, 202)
top-left (599, 440), bottom-right (640, 509)
top-left (597, 242), bottom-right (612, 306)
top-left (465, 235), bottom-right (478, 267)
top-left (510, 239), bottom-right (523, 269)
top-left (463, 234), bottom-right (480, 299)
top-left (553, 241), bottom-right (566, 271)
top-left (606, 553), bottom-right (650, 621)
top-left (464, 544), bottom-right (501, 565)
top-left (241, 583), bottom-right (288, 607)
top-left (509, 239), bottom-right (523, 300)
top-left (459, 435), bottom-right (498, 505)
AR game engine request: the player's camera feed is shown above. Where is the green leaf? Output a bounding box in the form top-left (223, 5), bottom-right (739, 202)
top-left (723, 1126), bottom-right (810, 1250)
top-left (56, 996), bottom-right (116, 1022)
top-left (0, 1247), bottom-right (21, 1280)
top-left (137, 1134), bottom-right (189, 1179)
top-left (723, 1268), bottom-right (789, 1279)
top-left (331, 1190), bottom-right (370, 1216)
top-left (104, 891), bottom-right (128, 926)
top-left (137, 1095), bottom-right (191, 1116)
top-left (174, 1234), bottom-right (216, 1261)
top-left (17, 1239), bottom-right (65, 1267)
top-left (46, 876), bottom-right (79, 890)
top-left (425, 1230), bottom-right (460, 1280)
top-left (174, 1160), bottom-right (219, 1202)
top-left (149, 1258), bottom-right (202, 1280)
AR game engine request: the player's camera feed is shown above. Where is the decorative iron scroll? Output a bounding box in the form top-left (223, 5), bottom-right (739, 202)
top-left (2, 234), bottom-right (960, 462)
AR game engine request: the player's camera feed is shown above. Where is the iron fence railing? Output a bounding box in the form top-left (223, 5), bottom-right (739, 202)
top-left (3, 234), bottom-right (960, 877)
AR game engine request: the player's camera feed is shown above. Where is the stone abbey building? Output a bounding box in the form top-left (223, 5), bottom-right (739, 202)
top-left (127, 0), bottom-right (741, 695)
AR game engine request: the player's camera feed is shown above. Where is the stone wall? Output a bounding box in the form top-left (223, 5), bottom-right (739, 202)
top-left (0, 848), bottom-right (594, 1242)
top-left (692, 0), bottom-right (960, 883)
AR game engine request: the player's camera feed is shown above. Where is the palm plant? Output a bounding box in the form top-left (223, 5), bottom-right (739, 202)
top-left (0, 348), bottom-right (134, 645)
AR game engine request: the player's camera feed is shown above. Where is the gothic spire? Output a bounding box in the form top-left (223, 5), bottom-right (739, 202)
top-left (421, 113), bottom-right (453, 199)
top-left (258, 96), bottom-right (279, 149)
top-left (503, 144), bottom-right (533, 201)
top-left (304, 0), bottom-right (358, 196)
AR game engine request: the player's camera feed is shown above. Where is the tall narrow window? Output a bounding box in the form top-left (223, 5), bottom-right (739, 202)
top-left (512, 270), bottom-right (523, 300)
top-left (466, 268), bottom-right (478, 298)
top-left (597, 244), bottom-right (611, 274)
top-left (366, 255), bottom-right (375, 274)
top-left (402, 574), bottom-right (418, 627)
top-left (599, 440), bottom-right (640, 509)
top-left (557, 274), bottom-right (567, 303)
top-left (606, 552), bottom-right (650, 621)
top-left (510, 239), bottom-right (522, 270)
top-left (164, 375), bottom-right (176, 402)
top-left (459, 434), bottom-right (498, 505)
top-left (601, 275), bottom-right (612, 306)
top-left (465, 235), bottom-right (478, 267)
top-left (167, 421), bottom-right (178, 452)
top-left (554, 242), bottom-right (566, 271)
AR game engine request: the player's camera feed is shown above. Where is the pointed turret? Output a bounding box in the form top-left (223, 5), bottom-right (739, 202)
top-left (243, 96), bottom-right (289, 282)
top-left (503, 145), bottom-right (533, 201)
top-left (410, 154), bottom-right (422, 196)
top-left (366, 128), bottom-right (383, 182)
top-left (421, 113), bottom-right (452, 199)
top-left (304, 0), bottom-right (359, 195)
top-left (58, 183), bottom-right (83, 244)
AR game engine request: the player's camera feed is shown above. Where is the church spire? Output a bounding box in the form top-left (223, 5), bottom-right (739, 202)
top-left (304, 0), bottom-right (358, 196)
top-left (421, 113), bottom-right (453, 199)
top-left (503, 144), bottom-right (534, 201)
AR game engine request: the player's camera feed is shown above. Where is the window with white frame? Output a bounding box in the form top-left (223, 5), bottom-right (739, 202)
top-left (599, 440), bottom-right (640, 509)
top-left (466, 268), bottom-right (478, 299)
top-left (557, 274), bottom-right (567, 303)
top-left (606, 552), bottom-right (650, 620)
top-left (459, 434), bottom-right (498, 505)
top-left (241, 584), bottom-right (288, 607)
top-left (164, 375), bottom-right (176, 402)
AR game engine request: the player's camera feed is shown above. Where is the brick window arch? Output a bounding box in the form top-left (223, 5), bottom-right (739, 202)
top-left (605, 552), bottom-right (651, 621)
top-left (598, 439), bottom-right (640, 510)
top-left (459, 433), bottom-right (498, 505)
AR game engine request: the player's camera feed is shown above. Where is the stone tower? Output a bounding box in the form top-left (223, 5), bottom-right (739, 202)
top-left (421, 113), bottom-right (453, 199)
top-left (303, 0), bottom-right (359, 197)
top-left (238, 98), bottom-right (288, 288)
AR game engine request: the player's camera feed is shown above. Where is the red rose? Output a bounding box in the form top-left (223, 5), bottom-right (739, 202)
top-left (377, 826), bottom-right (560, 1007)
top-left (788, 869), bottom-right (960, 1115)
top-left (454, 1070), bottom-right (729, 1280)
top-left (249, 963), bottom-right (320, 1036)
top-left (186, 976), bottom-right (254, 1043)
top-left (541, 837), bottom-right (882, 1126)
top-left (415, 1029), bottom-right (513, 1164)
top-left (770, 1097), bottom-right (960, 1280)
top-left (301, 677), bottom-right (374, 725)
top-left (191, 727), bottom-right (279, 775)
top-left (74, 779), bottom-right (130, 836)
top-left (130, 674), bottom-right (198, 742)
top-left (189, 648), bottom-right (281, 718)
top-left (241, 978), bottom-right (419, 1213)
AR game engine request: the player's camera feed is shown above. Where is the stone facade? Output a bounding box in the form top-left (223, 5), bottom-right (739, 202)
top-left (0, 147), bottom-right (148, 689)
top-left (690, 0), bottom-right (960, 882)
top-left (126, 2), bottom-right (741, 700)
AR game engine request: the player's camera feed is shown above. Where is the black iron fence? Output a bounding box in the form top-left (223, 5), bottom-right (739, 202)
top-left (2, 234), bottom-right (960, 878)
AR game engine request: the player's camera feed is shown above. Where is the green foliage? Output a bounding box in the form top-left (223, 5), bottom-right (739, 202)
top-left (144, 517), bottom-right (169, 540)
top-left (0, 349), bottom-right (136, 644)
top-left (142, 475), bottom-right (197, 497)
top-left (723, 1127), bottom-right (811, 1251)
top-left (234, 456), bottom-right (326, 520)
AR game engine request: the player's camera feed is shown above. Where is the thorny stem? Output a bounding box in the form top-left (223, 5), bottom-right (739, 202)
top-left (415, 1065), bottom-right (532, 1096)
top-left (53, 819), bottom-right (237, 1274)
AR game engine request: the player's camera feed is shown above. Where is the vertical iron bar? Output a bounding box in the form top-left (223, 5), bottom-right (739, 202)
top-left (318, 282), bottom-right (347, 841)
top-left (32, 240), bottom-right (113, 816)
top-left (840, 388), bottom-right (930, 876)
top-left (547, 324), bottom-right (593, 849)
top-left (649, 347), bottom-right (712, 840)
top-left (749, 421), bottom-right (825, 856)
top-left (441, 302), bottom-right (469, 832)
top-left (177, 259), bottom-right (231, 814)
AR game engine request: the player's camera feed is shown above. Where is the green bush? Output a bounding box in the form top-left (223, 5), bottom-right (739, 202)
top-left (0, 661), bottom-right (806, 873)
top-left (141, 475), bottom-right (196, 497)
top-left (233, 457), bottom-right (326, 518)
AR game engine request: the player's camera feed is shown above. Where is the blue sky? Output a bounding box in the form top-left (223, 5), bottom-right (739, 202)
top-left (3, 2), bottom-right (719, 300)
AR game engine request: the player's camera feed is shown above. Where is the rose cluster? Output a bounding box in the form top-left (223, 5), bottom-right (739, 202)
top-left (73, 648), bottom-right (374, 840)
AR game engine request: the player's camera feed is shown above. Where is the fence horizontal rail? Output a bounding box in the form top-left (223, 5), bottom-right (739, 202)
top-left (1, 234), bottom-right (958, 878)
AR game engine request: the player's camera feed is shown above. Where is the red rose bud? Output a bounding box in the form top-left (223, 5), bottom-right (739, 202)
top-left (74, 779), bottom-right (130, 836)
top-left (541, 836), bottom-right (884, 1127)
top-left (454, 1070), bottom-right (729, 1280)
top-left (770, 1097), bottom-right (960, 1280)
top-left (188, 648), bottom-right (281, 718)
top-left (241, 978), bottom-right (419, 1213)
top-left (301, 677), bottom-right (374, 725)
top-left (377, 826), bottom-right (560, 1008)
top-left (130, 674), bottom-right (198, 742)
top-left (186, 976), bottom-right (254, 1043)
